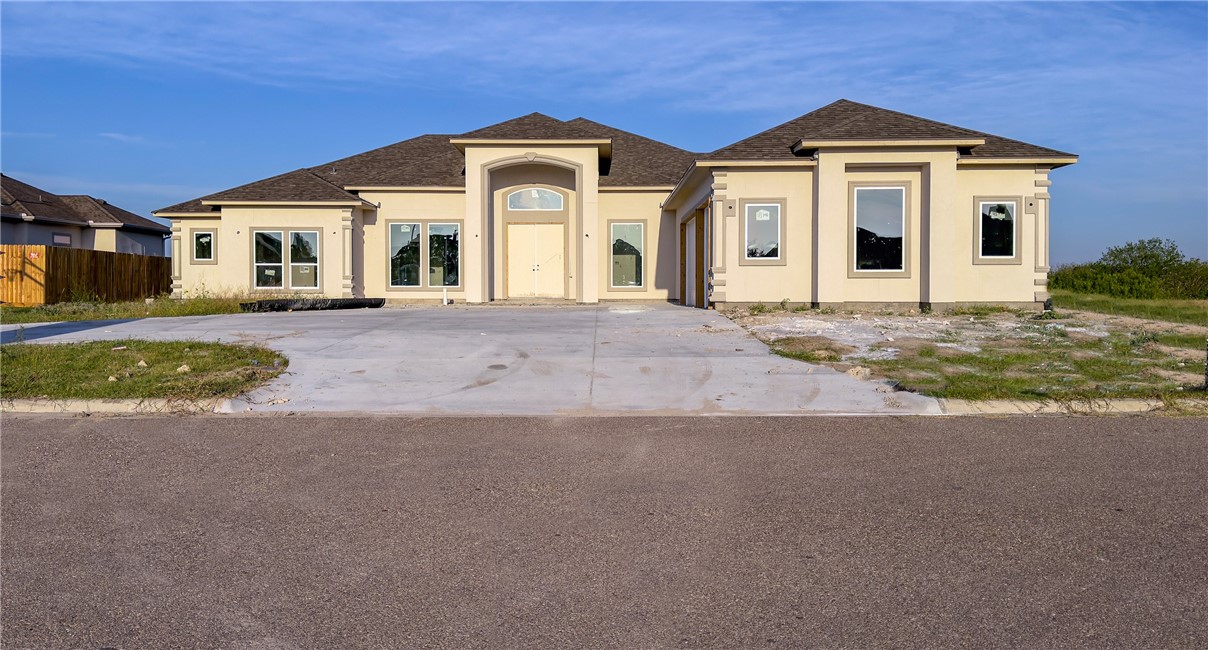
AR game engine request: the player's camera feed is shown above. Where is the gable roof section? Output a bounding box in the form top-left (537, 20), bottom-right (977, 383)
top-left (458, 112), bottom-right (602, 140)
top-left (704, 99), bottom-right (1076, 161)
top-left (310, 134), bottom-right (465, 188)
top-left (567, 118), bottom-right (698, 187)
top-left (2, 174), bottom-right (169, 233)
top-left (158, 168), bottom-right (366, 214)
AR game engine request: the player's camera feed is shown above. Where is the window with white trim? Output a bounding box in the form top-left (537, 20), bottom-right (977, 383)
top-left (254, 231), bottom-right (284, 288)
top-left (289, 231), bottom-right (319, 289)
top-left (745, 204), bottom-right (781, 260)
top-left (193, 231), bottom-right (214, 262)
top-left (507, 187), bottom-right (563, 211)
top-left (428, 223), bottom-right (460, 287)
top-left (610, 222), bottom-right (644, 288)
top-left (854, 187), bottom-right (905, 271)
top-left (389, 223), bottom-right (422, 287)
top-left (253, 230), bottom-right (320, 290)
top-left (979, 201), bottom-right (1016, 258)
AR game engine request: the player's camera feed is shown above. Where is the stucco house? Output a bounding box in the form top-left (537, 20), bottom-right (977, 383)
top-left (2, 174), bottom-right (169, 255)
top-left (155, 100), bottom-right (1076, 309)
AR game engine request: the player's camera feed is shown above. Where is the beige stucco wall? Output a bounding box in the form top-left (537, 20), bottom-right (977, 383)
top-left (712, 168), bottom-right (814, 304)
top-left (675, 148), bottom-right (1056, 307)
top-left (463, 145), bottom-right (601, 303)
top-left (597, 190), bottom-right (675, 300)
top-left (172, 206), bottom-right (348, 297)
top-left (358, 190), bottom-right (466, 301)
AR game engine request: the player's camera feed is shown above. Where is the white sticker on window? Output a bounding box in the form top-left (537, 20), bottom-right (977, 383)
top-left (755, 209), bottom-right (771, 221)
top-left (265, 269), bottom-right (276, 276)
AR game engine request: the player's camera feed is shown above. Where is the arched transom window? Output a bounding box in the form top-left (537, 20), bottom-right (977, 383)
top-left (507, 187), bottom-right (564, 211)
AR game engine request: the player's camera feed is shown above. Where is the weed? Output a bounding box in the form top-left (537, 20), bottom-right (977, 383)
top-left (749, 303), bottom-right (770, 316)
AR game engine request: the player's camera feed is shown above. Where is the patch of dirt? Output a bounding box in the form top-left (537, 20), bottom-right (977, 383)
top-left (771, 336), bottom-right (857, 360)
top-left (1146, 367), bottom-right (1205, 385)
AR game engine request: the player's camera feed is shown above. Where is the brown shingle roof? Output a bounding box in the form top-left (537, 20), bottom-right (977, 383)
top-left (704, 99), bottom-right (1076, 161)
top-left (2, 174), bottom-right (85, 223)
top-left (458, 112), bottom-right (602, 140)
top-left (566, 118), bottom-right (698, 187)
top-left (157, 169), bottom-right (365, 214)
top-left (2, 174), bottom-right (169, 233)
top-left (309, 134), bottom-right (464, 187)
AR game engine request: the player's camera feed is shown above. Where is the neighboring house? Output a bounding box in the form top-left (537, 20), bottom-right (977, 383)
top-left (154, 99), bottom-right (1076, 309)
top-left (1, 174), bottom-right (170, 255)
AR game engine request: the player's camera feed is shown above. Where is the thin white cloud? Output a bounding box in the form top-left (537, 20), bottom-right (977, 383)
top-left (98, 132), bottom-right (151, 145)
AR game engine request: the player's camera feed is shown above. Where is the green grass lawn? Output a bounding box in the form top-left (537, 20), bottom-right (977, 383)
top-left (1050, 289), bottom-right (1208, 327)
top-left (0, 295), bottom-right (250, 325)
top-left (1, 339), bottom-right (287, 400)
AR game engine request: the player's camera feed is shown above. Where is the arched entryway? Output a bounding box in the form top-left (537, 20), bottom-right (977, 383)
top-left (487, 162), bottom-right (578, 301)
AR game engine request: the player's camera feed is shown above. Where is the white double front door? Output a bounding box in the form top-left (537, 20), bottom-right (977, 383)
top-left (506, 223), bottom-right (565, 298)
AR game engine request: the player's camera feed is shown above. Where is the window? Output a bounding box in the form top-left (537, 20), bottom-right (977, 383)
top-left (428, 223), bottom-right (460, 287)
top-left (974, 198), bottom-right (1021, 264)
top-left (745, 204), bottom-right (781, 260)
top-left (254, 231), bottom-right (284, 288)
top-left (192, 230), bottom-right (215, 263)
top-left (289, 231), bottom-right (319, 289)
top-left (253, 230), bottom-right (320, 290)
top-left (507, 187), bottom-right (563, 211)
top-left (853, 186), bottom-right (906, 272)
top-left (610, 222), bottom-right (644, 288)
top-left (51, 233), bottom-right (71, 247)
top-left (386, 220), bottom-right (464, 289)
top-left (389, 223), bottom-right (422, 287)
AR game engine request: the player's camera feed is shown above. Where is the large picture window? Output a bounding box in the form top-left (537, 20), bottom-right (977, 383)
top-left (389, 223), bottom-right (421, 287)
top-left (507, 187), bottom-right (563, 211)
top-left (610, 222), bottom-right (644, 288)
top-left (386, 220), bottom-right (464, 290)
top-left (428, 223), bottom-right (460, 287)
top-left (253, 230), bottom-right (320, 290)
top-left (853, 187), bottom-right (906, 272)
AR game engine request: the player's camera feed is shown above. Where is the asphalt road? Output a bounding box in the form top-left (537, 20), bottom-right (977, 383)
top-left (2, 415), bottom-right (1205, 648)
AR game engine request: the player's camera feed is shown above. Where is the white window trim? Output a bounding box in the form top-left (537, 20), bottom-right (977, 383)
top-left (192, 231), bottom-right (215, 262)
top-left (978, 200), bottom-right (1016, 259)
top-left (427, 222), bottom-right (462, 289)
top-left (253, 230), bottom-right (285, 289)
top-left (744, 203), bottom-right (782, 261)
top-left (852, 186), bottom-right (906, 273)
top-left (609, 221), bottom-right (645, 289)
top-left (506, 188), bottom-right (564, 211)
top-left (289, 230), bottom-right (320, 289)
top-left (388, 222), bottom-right (424, 288)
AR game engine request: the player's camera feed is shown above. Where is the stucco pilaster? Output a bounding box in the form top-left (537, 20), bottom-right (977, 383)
top-left (341, 209), bottom-right (354, 298)
top-left (814, 153), bottom-right (847, 304)
top-left (925, 154), bottom-right (959, 304)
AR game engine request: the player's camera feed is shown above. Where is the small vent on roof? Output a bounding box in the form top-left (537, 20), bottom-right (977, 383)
top-left (330, 167), bottom-right (338, 174)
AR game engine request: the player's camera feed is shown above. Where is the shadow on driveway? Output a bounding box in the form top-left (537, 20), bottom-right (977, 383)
top-left (0, 319), bottom-right (144, 344)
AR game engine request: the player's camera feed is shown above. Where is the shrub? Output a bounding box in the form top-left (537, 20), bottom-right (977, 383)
top-left (1050, 239), bottom-right (1208, 300)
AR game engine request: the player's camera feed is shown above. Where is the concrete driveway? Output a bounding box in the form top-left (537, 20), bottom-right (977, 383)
top-left (1, 304), bottom-right (939, 415)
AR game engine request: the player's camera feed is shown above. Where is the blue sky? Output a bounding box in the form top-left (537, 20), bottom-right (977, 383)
top-left (2, 1), bottom-right (1205, 264)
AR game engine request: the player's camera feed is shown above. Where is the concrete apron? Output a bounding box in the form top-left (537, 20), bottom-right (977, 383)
top-left (1, 305), bottom-right (941, 416)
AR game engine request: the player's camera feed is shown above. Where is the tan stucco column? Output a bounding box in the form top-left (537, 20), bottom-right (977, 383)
top-left (814, 152), bottom-right (846, 305)
top-left (341, 209), bottom-right (354, 298)
top-left (925, 154), bottom-right (959, 306)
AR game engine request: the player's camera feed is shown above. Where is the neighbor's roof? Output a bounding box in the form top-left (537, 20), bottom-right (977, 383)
top-left (1, 174), bottom-right (169, 233)
top-left (703, 99), bottom-right (1077, 161)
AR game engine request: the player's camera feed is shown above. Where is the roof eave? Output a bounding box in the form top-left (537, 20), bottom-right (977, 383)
top-left (958, 156), bottom-right (1079, 169)
top-left (794, 138), bottom-right (987, 150)
top-left (449, 138), bottom-right (613, 158)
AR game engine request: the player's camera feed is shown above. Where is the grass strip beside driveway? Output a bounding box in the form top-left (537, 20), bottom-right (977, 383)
top-left (1, 340), bottom-right (287, 400)
top-left (0, 296), bottom-right (248, 325)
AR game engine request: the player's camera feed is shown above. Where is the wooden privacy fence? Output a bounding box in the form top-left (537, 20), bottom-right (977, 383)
top-left (0, 245), bottom-right (171, 307)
